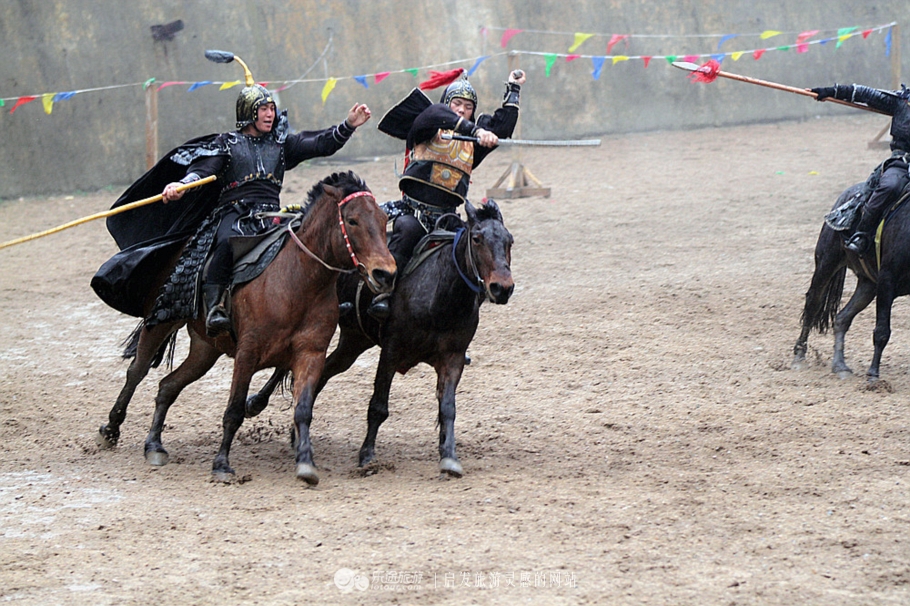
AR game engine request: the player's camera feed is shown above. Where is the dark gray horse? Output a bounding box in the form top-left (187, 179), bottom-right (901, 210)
top-left (246, 200), bottom-right (514, 476)
top-left (792, 182), bottom-right (910, 381)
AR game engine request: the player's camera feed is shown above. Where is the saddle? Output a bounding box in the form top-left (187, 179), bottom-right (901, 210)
top-left (145, 211), bottom-right (301, 327)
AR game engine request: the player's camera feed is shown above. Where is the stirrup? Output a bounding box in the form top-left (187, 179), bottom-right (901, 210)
top-left (845, 232), bottom-right (870, 254)
top-left (205, 307), bottom-right (231, 337)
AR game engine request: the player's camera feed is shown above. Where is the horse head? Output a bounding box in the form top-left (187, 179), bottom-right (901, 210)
top-left (309, 172), bottom-right (397, 294)
top-left (464, 199), bottom-right (514, 304)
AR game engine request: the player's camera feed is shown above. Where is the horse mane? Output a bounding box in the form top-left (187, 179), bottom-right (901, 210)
top-left (304, 171), bottom-right (369, 210)
top-left (475, 199), bottom-right (503, 223)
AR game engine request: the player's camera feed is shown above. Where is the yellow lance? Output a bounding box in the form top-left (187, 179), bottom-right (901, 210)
top-left (0, 175), bottom-right (216, 250)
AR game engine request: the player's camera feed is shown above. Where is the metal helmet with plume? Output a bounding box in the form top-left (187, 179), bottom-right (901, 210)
top-left (440, 75), bottom-right (478, 111)
top-left (205, 50), bottom-right (275, 130)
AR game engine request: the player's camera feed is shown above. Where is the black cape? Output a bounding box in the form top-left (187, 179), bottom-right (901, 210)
top-left (91, 135), bottom-right (225, 317)
top-left (377, 88), bottom-right (433, 140)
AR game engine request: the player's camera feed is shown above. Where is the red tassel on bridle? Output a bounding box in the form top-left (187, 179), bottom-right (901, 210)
top-left (689, 59), bottom-right (721, 83)
top-left (419, 68), bottom-right (465, 90)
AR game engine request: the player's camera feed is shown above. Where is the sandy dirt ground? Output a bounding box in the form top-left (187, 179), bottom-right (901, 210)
top-left (1, 114), bottom-right (909, 605)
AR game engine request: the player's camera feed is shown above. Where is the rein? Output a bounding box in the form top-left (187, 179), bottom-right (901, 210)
top-left (452, 227), bottom-right (485, 295)
top-left (286, 190), bottom-right (373, 274)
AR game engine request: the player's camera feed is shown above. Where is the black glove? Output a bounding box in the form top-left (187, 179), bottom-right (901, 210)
top-left (811, 86), bottom-right (836, 101)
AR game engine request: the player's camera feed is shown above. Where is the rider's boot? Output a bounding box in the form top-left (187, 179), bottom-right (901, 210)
top-left (203, 283), bottom-right (231, 337)
top-left (845, 231), bottom-right (872, 255)
top-left (846, 209), bottom-right (878, 255)
top-left (367, 292), bottom-right (391, 320)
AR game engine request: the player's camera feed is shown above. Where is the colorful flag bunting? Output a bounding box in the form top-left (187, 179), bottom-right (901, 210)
top-left (187, 81), bottom-right (213, 92)
top-left (219, 80), bottom-right (240, 90)
top-left (42, 93), bottom-right (55, 114)
top-left (10, 96), bottom-right (37, 114)
top-left (321, 78), bottom-right (336, 104)
top-left (731, 51), bottom-right (744, 61)
top-left (611, 56), bottom-right (629, 65)
top-left (500, 28), bottom-right (523, 48)
top-left (405, 68), bottom-right (419, 77)
top-left (467, 55), bottom-right (489, 75)
top-left (544, 53), bottom-right (557, 77)
top-left (354, 75), bottom-right (369, 88)
top-left (642, 56), bottom-right (652, 67)
top-left (760, 30), bottom-right (782, 40)
top-left (375, 72), bottom-right (390, 84)
top-left (796, 29), bottom-right (819, 44)
top-left (591, 56), bottom-right (605, 80)
top-left (718, 34), bottom-right (737, 50)
top-left (753, 49), bottom-right (766, 60)
top-left (568, 33), bottom-right (594, 53)
top-left (607, 34), bottom-right (628, 54)
top-left (566, 54), bottom-right (581, 62)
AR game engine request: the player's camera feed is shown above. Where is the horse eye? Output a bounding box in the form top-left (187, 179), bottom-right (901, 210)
top-left (347, 218), bottom-right (359, 227)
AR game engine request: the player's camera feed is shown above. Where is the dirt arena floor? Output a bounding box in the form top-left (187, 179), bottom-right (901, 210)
top-left (1, 113), bottom-right (909, 605)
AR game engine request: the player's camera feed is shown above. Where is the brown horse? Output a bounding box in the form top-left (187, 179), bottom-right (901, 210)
top-left (96, 171), bottom-right (396, 484)
top-left (246, 200), bottom-right (515, 477)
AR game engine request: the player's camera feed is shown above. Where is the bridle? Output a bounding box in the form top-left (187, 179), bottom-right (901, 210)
top-left (452, 226), bottom-right (486, 297)
top-left (287, 190), bottom-right (373, 274)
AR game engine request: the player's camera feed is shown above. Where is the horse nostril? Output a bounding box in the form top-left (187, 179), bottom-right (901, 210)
top-left (372, 268), bottom-right (394, 288)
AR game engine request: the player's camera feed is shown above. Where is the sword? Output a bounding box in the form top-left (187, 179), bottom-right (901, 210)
top-left (441, 133), bottom-right (601, 147)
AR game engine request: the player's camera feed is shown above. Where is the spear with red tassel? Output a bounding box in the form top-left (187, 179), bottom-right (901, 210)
top-left (672, 59), bottom-right (888, 116)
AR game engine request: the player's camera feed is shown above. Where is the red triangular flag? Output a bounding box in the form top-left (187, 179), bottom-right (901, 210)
top-left (418, 68), bottom-right (465, 90)
top-left (500, 28), bottom-right (523, 48)
top-left (10, 96), bottom-right (37, 114)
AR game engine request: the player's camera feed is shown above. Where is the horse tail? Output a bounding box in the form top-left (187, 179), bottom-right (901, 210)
top-left (120, 321), bottom-right (177, 369)
top-left (801, 263), bottom-right (846, 334)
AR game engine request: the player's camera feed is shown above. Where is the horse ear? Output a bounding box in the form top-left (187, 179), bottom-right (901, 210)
top-left (465, 200), bottom-right (478, 224)
top-left (483, 199), bottom-right (503, 222)
top-left (322, 184), bottom-right (341, 199)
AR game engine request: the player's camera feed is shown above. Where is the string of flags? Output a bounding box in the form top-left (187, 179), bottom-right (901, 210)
top-left (0, 22), bottom-right (895, 116)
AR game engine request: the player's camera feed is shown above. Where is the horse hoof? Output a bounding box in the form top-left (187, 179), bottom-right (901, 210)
top-left (145, 450), bottom-right (169, 467)
top-left (835, 369), bottom-right (854, 379)
top-left (790, 358), bottom-right (808, 371)
top-left (439, 457), bottom-right (463, 478)
top-left (245, 394), bottom-right (268, 418)
top-left (296, 463), bottom-right (319, 485)
top-left (211, 470), bottom-right (236, 484)
top-left (96, 430), bottom-right (116, 450)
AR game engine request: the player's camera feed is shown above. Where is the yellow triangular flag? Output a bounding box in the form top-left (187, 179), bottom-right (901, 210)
top-left (760, 30), bottom-right (782, 40)
top-left (42, 93), bottom-right (55, 114)
top-left (219, 80), bottom-right (241, 90)
top-left (611, 56), bottom-right (629, 65)
top-left (321, 78), bottom-right (337, 104)
top-left (568, 33), bottom-right (594, 53)
top-left (731, 51), bottom-right (744, 61)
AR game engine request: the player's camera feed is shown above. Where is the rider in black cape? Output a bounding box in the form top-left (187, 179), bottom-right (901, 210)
top-left (92, 50), bottom-right (371, 333)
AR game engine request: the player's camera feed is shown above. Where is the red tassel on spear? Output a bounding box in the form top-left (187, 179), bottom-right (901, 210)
top-left (418, 68), bottom-right (465, 90)
top-left (674, 59), bottom-right (887, 115)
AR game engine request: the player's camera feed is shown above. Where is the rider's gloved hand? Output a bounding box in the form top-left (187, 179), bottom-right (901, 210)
top-left (811, 87), bottom-right (836, 102)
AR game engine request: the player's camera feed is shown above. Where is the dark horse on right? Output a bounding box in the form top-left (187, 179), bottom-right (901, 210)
top-left (793, 181), bottom-right (910, 381)
top-left (247, 200), bottom-right (514, 477)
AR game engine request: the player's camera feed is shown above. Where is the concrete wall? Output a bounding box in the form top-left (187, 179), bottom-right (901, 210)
top-left (0, 0), bottom-right (907, 199)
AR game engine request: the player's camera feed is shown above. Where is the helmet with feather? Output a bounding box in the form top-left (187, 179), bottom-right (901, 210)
top-left (204, 50), bottom-right (275, 130)
top-left (440, 75), bottom-right (478, 110)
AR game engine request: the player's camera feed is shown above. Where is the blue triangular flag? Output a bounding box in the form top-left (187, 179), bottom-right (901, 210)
top-left (187, 81), bottom-right (213, 92)
top-left (591, 56), bottom-right (606, 80)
